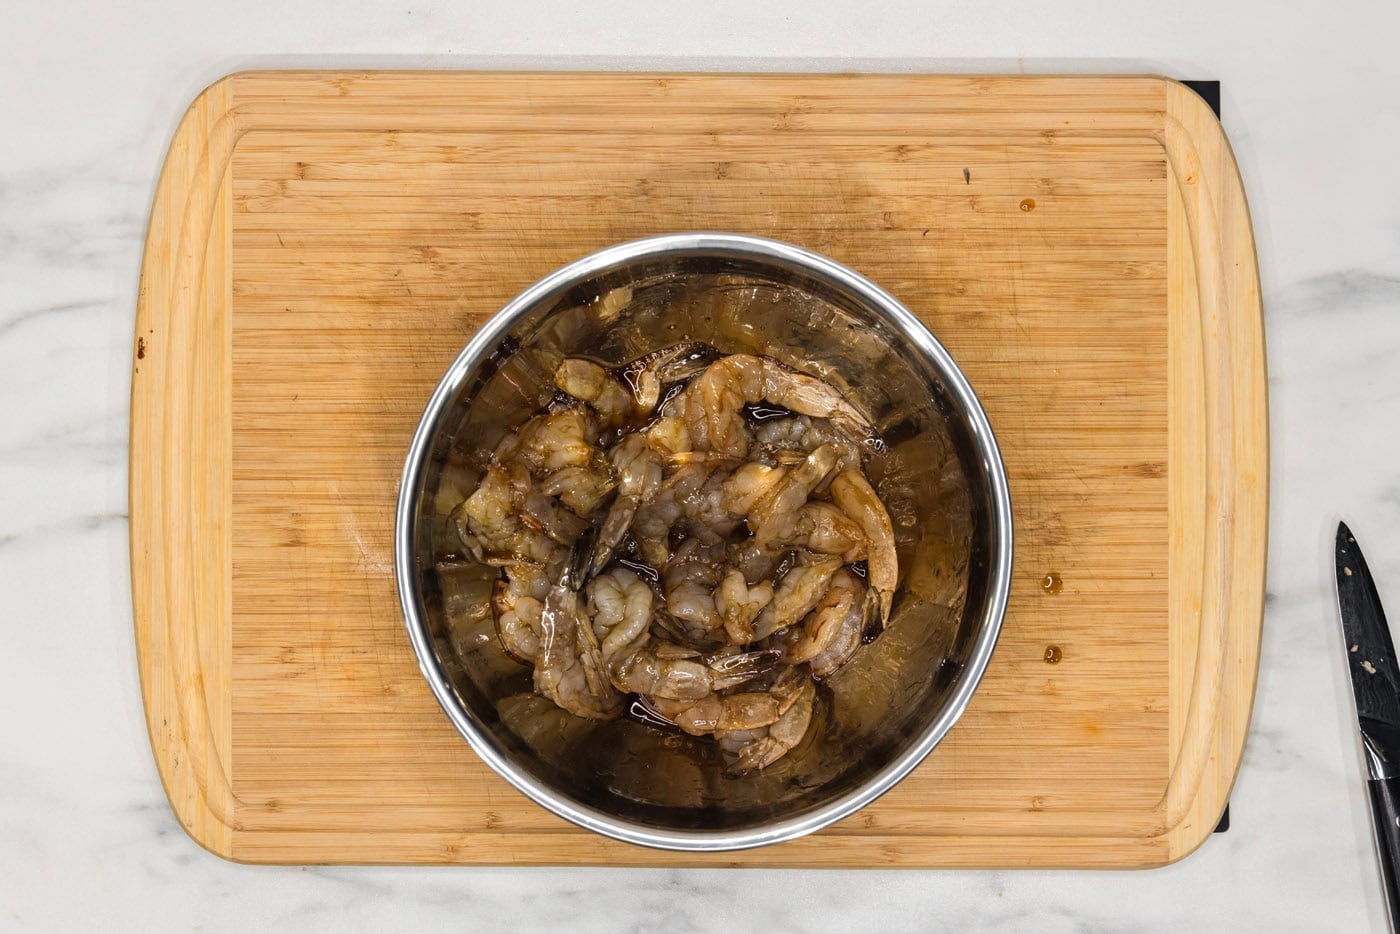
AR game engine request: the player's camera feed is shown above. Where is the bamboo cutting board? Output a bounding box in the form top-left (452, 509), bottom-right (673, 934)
top-left (131, 72), bottom-right (1266, 867)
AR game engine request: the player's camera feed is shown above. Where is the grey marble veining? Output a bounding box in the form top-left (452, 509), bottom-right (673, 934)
top-left (3, 1), bottom-right (1399, 930)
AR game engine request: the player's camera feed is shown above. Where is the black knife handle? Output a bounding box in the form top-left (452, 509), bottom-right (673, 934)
top-left (1369, 777), bottom-right (1400, 932)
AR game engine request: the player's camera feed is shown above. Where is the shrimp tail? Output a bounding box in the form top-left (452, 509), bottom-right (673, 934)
top-left (574, 609), bottom-right (613, 697)
top-left (860, 585), bottom-right (887, 641)
top-left (731, 736), bottom-right (786, 773)
top-left (563, 531), bottom-right (593, 589)
top-left (624, 341), bottom-right (718, 412)
top-left (706, 648), bottom-right (780, 691)
top-left (586, 496), bottom-right (634, 579)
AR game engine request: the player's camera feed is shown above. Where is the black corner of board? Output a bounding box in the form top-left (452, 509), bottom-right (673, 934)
top-left (1181, 80), bottom-right (1222, 119)
top-left (1213, 803), bottom-right (1230, 834)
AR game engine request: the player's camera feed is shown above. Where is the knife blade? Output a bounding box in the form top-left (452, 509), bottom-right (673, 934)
top-left (1337, 521), bottom-right (1400, 933)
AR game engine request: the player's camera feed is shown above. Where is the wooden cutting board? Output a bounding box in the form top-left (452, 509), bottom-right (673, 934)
top-left (130, 72), bottom-right (1266, 867)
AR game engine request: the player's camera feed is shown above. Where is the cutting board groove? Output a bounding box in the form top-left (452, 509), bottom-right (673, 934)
top-left (131, 72), bottom-right (1265, 867)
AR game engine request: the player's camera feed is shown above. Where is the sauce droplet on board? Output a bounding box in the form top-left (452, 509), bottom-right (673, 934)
top-left (1020, 198), bottom-right (1036, 212)
top-left (1044, 645), bottom-right (1063, 664)
top-left (1040, 572), bottom-right (1063, 595)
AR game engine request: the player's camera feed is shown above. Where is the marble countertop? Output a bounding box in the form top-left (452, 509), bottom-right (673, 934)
top-left (4, 1), bottom-right (1399, 929)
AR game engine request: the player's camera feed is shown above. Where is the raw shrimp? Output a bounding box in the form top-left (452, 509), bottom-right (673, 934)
top-left (534, 551), bottom-right (622, 720)
top-left (555, 358), bottom-right (636, 425)
top-left (663, 538), bottom-right (727, 634)
top-left (610, 638), bottom-right (777, 700)
top-left (747, 444), bottom-right (843, 547)
top-left (718, 675), bottom-right (816, 771)
top-left (492, 560), bottom-right (554, 663)
top-left (719, 462), bottom-right (789, 515)
top-left (649, 667), bottom-right (803, 737)
top-left (621, 341), bottom-right (715, 414)
top-left (588, 434), bottom-right (665, 576)
top-left (452, 345), bottom-right (904, 757)
top-left (751, 555), bottom-right (844, 640)
top-left (754, 415), bottom-right (864, 480)
top-left (806, 600), bottom-right (866, 679)
top-left (555, 343), bottom-right (714, 424)
top-left (786, 502), bottom-right (867, 561)
top-left (511, 410), bottom-right (598, 474)
top-left (728, 501), bottom-right (867, 582)
top-left (522, 487), bottom-right (589, 544)
top-left (771, 568), bottom-right (866, 675)
top-left (829, 469), bottom-right (898, 627)
top-left (538, 465), bottom-right (616, 516)
top-left (454, 464), bottom-right (557, 564)
top-left (679, 464), bottom-right (745, 542)
top-left (630, 462), bottom-right (709, 568)
top-left (645, 416), bottom-right (692, 456)
top-left (714, 568), bottom-right (774, 645)
top-left (588, 567), bottom-right (655, 663)
top-left (671, 354), bottom-right (872, 458)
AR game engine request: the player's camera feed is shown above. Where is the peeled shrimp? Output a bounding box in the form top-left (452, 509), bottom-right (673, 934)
top-left (754, 415), bottom-right (864, 481)
top-left (610, 638), bottom-right (776, 700)
top-left (588, 568), bottom-right (654, 663)
top-left (718, 675), bottom-right (816, 772)
top-left (539, 465), bottom-right (616, 516)
top-left (588, 434), bottom-right (665, 576)
top-left (728, 501), bottom-right (867, 583)
top-left (719, 462), bottom-right (789, 515)
top-left (679, 464), bottom-right (746, 542)
top-left (556, 343), bottom-right (713, 423)
top-left (645, 416), bottom-right (693, 457)
top-left (663, 538), bottom-right (726, 634)
top-left (649, 667), bottom-right (800, 737)
top-left (671, 354), bottom-right (872, 458)
top-left (535, 553), bottom-right (622, 720)
top-left (829, 469), bottom-right (897, 627)
top-left (747, 443), bottom-right (843, 547)
top-left (555, 358), bottom-right (637, 425)
top-left (630, 462), bottom-right (709, 568)
top-left (785, 502), bottom-right (867, 561)
top-left (454, 345), bottom-right (902, 755)
top-left (715, 568), bottom-right (775, 645)
top-left (806, 602), bottom-right (866, 679)
top-left (512, 410), bottom-right (598, 474)
top-left (772, 568), bottom-right (866, 676)
top-left (751, 554), bottom-right (844, 640)
top-left (492, 559), bottom-right (559, 664)
top-left (455, 464), bottom-right (557, 564)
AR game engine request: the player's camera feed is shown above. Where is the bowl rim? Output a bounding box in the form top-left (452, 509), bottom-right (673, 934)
top-left (394, 232), bottom-right (1013, 852)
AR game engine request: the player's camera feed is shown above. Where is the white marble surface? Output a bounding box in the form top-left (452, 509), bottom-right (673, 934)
top-left (3, 0), bottom-right (1399, 929)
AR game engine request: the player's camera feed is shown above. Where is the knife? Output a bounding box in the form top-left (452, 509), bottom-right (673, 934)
top-left (1337, 521), bottom-right (1400, 932)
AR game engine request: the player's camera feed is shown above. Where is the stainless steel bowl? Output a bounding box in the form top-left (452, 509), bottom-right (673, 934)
top-left (395, 233), bottom-right (1012, 851)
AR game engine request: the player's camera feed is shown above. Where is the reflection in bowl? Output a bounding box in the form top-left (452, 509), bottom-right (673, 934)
top-left (396, 234), bottom-right (1012, 851)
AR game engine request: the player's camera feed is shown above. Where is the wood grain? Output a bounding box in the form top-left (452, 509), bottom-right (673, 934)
top-left (130, 72), bottom-right (1266, 867)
